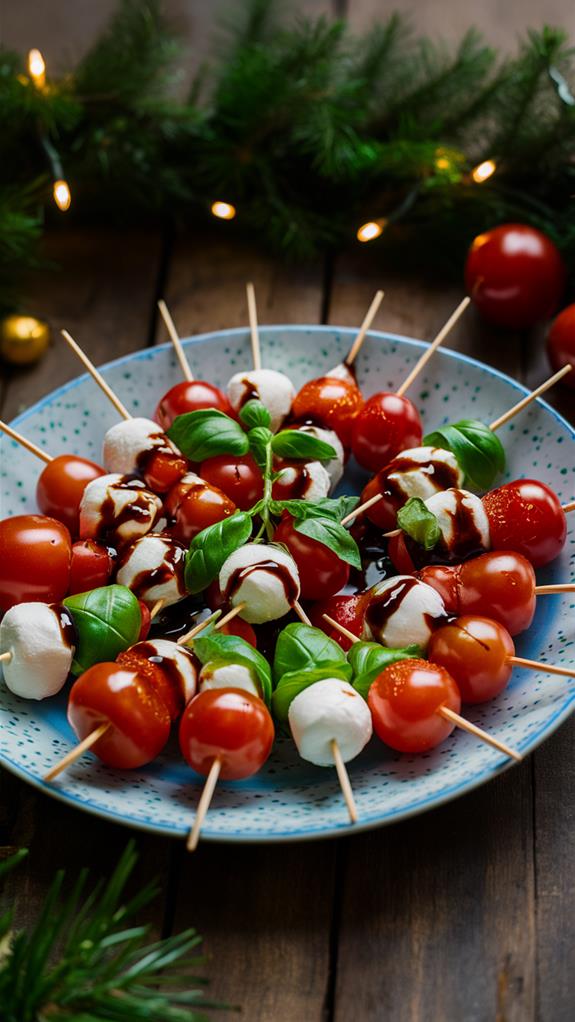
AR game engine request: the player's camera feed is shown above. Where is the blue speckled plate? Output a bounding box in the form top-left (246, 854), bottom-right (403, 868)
top-left (1, 327), bottom-right (574, 842)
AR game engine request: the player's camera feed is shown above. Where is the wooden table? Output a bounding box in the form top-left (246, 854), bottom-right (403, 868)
top-left (1, 221), bottom-right (574, 1021)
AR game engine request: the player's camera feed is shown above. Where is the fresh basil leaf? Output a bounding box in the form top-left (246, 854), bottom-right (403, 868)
top-left (396, 497), bottom-right (440, 550)
top-left (248, 426), bottom-right (273, 470)
top-left (349, 641), bottom-right (423, 700)
top-left (423, 419), bottom-right (505, 491)
top-left (168, 409), bottom-right (249, 461)
top-left (185, 511), bottom-right (252, 593)
top-left (239, 399), bottom-right (271, 430)
top-left (270, 495), bottom-right (359, 523)
top-left (64, 584), bottom-right (141, 675)
top-left (271, 431), bottom-right (337, 461)
top-left (272, 664), bottom-right (352, 722)
top-left (294, 516), bottom-right (362, 569)
top-left (273, 622), bottom-right (348, 684)
top-left (192, 633), bottom-right (272, 706)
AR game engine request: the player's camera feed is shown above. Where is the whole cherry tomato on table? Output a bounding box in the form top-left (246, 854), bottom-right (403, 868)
top-left (368, 659), bottom-right (461, 754)
top-left (164, 476), bottom-right (237, 544)
top-left (482, 479), bottom-right (566, 567)
top-left (67, 663), bottom-right (171, 769)
top-left (291, 377), bottom-right (364, 447)
top-left (465, 224), bottom-right (566, 329)
top-left (0, 514), bottom-right (72, 612)
top-left (351, 393), bottom-right (422, 473)
top-left (309, 593), bottom-right (366, 651)
top-left (36, 454), bottom-right (105, 535)
top-left (179, 688), bottom-right (274, 780)
top-left (428, 615), bottom-right (515, 703)
top-left (68, 539), bottom-right (114, 595)
top-left (546, 304), bottom-right (575, 389)
top-left (201, 454), bottom-right (264, 510)
top-left (273, 512), bottom-right (350, 601)
top-left (155, 380), bottom-right (233, 430)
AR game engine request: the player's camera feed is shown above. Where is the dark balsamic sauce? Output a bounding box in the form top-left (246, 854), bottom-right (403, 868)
top-left (132, 640), bottom-right (198, 697)
top-left (238, 379), bottom-right (260, 408)
top-left (135, 430), bottom-right (180, 477)
top-left (366, 577), bottom-right (448, 637)
top-left (97, 475), bottom-right (159, 545)
top-left (406, 489), bottom-right (487, 569)
top-left (373, 451), bottom-right (460, 505)
top-left (223, 559), bottom-right (299, 606)
top-left (149, 597), bottom-right (209, 641)
top-left (53, 604), bottom-right (78, 651)
top-left (276, 462), bottom-right (314, 499)
top-left (116, 538), bottom-right (186, 598)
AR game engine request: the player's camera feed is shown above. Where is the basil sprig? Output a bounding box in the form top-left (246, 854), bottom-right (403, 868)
top-left (349, 641), bottom-right (423, 700)
top-left (270, 495), bottom-right (359, 523)
top-left (273, 623), bottom-right (349, 683)
top-left (423, 418), bottom-right (505, 491)
top-left (167, 409), bottom-right (249, 461)
top-left (64, 584), bottom-right (141, 675)
top-left (294, 516), bottom-right (362, 568)
top-left (192, 633), bottom-right (272, 706)
top-left (247, 426), bottom-right (274, 470)
top-left (239, 399), bottom-right (271, 430)
top-left (396, 497), bottom-right (441, 550)
top-left (272, 664), bottom-right (352, 722)
top-left (271, 430), bottom-right (337, 461)
top-left (184, 511), bottom-right (252, 593)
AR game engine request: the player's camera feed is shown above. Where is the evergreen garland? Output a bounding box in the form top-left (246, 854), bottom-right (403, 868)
top-left (1, 0), bottom-right (574, 312)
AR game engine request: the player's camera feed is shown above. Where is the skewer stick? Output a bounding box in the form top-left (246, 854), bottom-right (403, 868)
top-left (187, 756), bottom-right (221, 851)
top-left (535, 584), bottom-right (575, 595)
top-left (509, 656), bottom-right (575, 679)
top-left (563, 501), bottom-right (575, 514)
top-left (149, 599), bottom-right (165, 621)
top-left (489, 365), bottom-right (573, 431)
top-left (215, 603), bottom-right (247, 630)
top-left (177, 609), bottom-right (223, 646)
top-left (293, 600), bottom-right (312, 626)
top-left (157, 299), bottom-right (194, 383)
top-left (0, 651), bottom-right (12, 664)
top-left (341, 493), bottom-right (382, 527)
top-left (43, 722), bottom-right (111, 782)
top-left (322, 614), bottom-right (360, 645)
top-left (0, 421), bottom-right (53, 463)
top-left (61, 330), bottom-right (132, 421)
top-left (344, 290), bottom-right (385, 366)
top-left (246, 282), bottom-right (261, 371)
top-left (331, 739), bottom-right (358, 823)
top-left (437, 706), bottom-right (522, 761)
top-left (396, 296), bottom-right (471, 398)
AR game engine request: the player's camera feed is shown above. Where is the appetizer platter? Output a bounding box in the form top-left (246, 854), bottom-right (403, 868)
top-left (1, 288), bottom-right (574, 846)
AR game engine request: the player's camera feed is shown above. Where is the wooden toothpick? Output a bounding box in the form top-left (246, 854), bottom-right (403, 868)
top-left (246, 282), bottom-right (261, 371)
top-left (509, 655), bottom-right (575, 679)
top-left (322, 614), bottom-right (360, 645)
top-left (344, 290), bottom-right (385, 366)
top-left (187, 757), bottom-right (222, 851)
top-left (0, 651), bottom-right (12, 664)
top-left (177, 609), bottom-right (223, 646)
top-left (293, 600), bottom-right (312, 626)
top-left (331, 739), bottom-right (358, 823)
top-left (563, 501), bottom-right (575, 514)
top-left (149, 599), bottom-right (165, 621)
top-left (489, 365), bottom-right (573, 432)
top-left (0, 421), bottom-right (53, 463)
top-left (157, 299), bottom-right (194, 382)
top-left (437, 706), bottom-right (521, 761)
top-left (43, 721), bottom-right (111, 783)
top-left (534, 584), bottom-right (575, 595)
top-left (61, 330), bottom-right (132, 421)
top-left (395, 296), bottom-right (471, 398)
top-left (340, 493), bottom-right (383, 527)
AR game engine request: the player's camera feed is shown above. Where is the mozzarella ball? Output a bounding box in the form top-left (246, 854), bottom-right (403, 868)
top-left (219, 543), bottom-right (300, 624)
top-left (103, 417), bottom-right (182, 476)
top-left (275, 460), bottom-right (331, 501)
top-left (424, 488), bottom-right (491, 558)
top-left (288, 678), bottom-right (372, 767)
top-left (363, 575), bottom-right (447, 650)
top-left (130, 638), bottom-right (198, 703)
top-left (294, 425), bottom-right (344, 487)
top-left (386, 446), bottom-right (464, 503)
top-left (116, 535), bottom-right (187, 607)
top-left (325, 362), bottom-right (357, 387)
top-left (0, 602), bottom-right (75, 700)
top-left (199, 661), bottom-right (260, 698)
top-left (227, 369), bottom-right (295, 432)
top-left (79, 473), bottom-right (163, 546)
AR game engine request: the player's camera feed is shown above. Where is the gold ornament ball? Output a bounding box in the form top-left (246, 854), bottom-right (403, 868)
top-left (0, 314), bottom-right (50, 365)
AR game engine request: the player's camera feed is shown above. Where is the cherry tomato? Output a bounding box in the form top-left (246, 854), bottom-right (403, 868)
top-left (155, 380), bottom-right (233, 430)
top-left (351, 393), bottom-right (422, 472)
top-left (483, 479), bottom-right (566, 567)
top-left (387, 531), bottom-right (416, 574)
top-left (428, 615), bottom-right (514, 704)
top-left (309, 593), bottom-right (366, 651)
top-left (68, 539), bottom-right (113, 595)
top-left (68, 663), bottom-right (171, 769)
top-left (201, 454), bottom-right (264, 510)
top-left (271, 461), bottom-right (321, 502)
top-left (368, 658), bottom-right (461, 754)
top-left (291, 377), bottom-right (364, 447)
top-left (142, 450), bottom-right (189, 494)
top-left (36, 454), bottom-right (105, 535)
top-left (0, 514), bottom-right (72, 612)
top-left (179, 688), bottom-right (274, 780)
top-left (465, 224), bottom-right (566, 329)
top-left (138, 600), bottom-right (151, 640)
top-left (219, 616), bottom-right (257, 647)
top-left (414, 564), bottom-right (460, 616)
top-left (547, 303), bottom-right (575, 389)
top-left (164, 476), bottom-right (236, 544)
top-left (273, 512), bottom-right (350, 601)
top-left (359, 474), bottom-right (399, 530)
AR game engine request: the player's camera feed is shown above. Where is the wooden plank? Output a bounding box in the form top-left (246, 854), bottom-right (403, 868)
top-left (166, 234), bottom-right (336, 1020)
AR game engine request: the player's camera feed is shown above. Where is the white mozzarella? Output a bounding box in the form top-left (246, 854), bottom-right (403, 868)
top-left (116, 535), bottom-right (187, 607)
top-left (424, 488), bottom-right (491, 554)
top-left (363, 575), bottom-right (447, 650)
top-left (295, 426), bottom-right (344, 487)
top-left (79, 473), bottom-right (163, 545)
top-left (386, 446), bottom-right (464, 502)
top-left (218, 543), bottom-right (300, 624)
top-left (325, 362), bottom-right (357, 387)
top-left (199, 661), bottom-right (260, 698)
top-left (0, 602), bottom-right (74, 700)
top-left (102, 417), bottom-right (182, 475)
top-left (131, 638), bottom-right (198, 703)
top-left (227, 369), bottom-right (295, 432)
top-left (275, 460), bottom-right (331, 501)
top-left (288, 678), bottom-right (372, 767)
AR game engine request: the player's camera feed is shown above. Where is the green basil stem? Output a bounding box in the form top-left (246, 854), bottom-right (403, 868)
top-left (252, 433), bottom-right (275, 542)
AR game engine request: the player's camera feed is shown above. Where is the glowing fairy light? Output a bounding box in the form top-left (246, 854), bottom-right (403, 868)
top-left (211, 201), bottom-right (236, 220)
top-left (28, 49), bottom-right (46, 89)
top-left (472, 159), bottom-right (497, 183)
top-left (356, 219), bottom-right (387, 243)
top-left (53, 179), bottom-right (71, 211)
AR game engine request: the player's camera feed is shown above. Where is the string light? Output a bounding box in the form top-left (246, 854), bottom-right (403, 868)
top-left (211, 201), bottom-right (236, 220)
top-left (472, 159), bottom-right (497, 183)
top-left (357, 218), bottom-right (387, 243)
top-left (53, 179), bottom-right (71, 211)
top-left (28, 49), bottom-right (46, 89)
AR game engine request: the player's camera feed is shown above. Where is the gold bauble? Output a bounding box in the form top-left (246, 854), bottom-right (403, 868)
top-left (0, 314), bottom-right (50, 365)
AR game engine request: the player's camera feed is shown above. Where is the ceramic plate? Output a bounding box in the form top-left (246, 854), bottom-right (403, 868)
top-left (1, 326), bottom-right (574, 842)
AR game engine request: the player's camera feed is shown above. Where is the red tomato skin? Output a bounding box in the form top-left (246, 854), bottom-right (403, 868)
top-left (0, 514), bottom-right (72, 612)
top-left (143, 451), bottom-right (189, 494)
top-left (273, 513), bottom-right (350, 601)
top-left (219, 616), bottom-right (257, 647)
top-left (68, 540), bottom-right (113, 595)
top-left (36, 454), bottom-right (105, 535)
top-left (179, 688), bottom-right (274, 780)
top-left (201, 454), bottom-right (264, 511)
top-left (415, 565), bottom-right (460, 616)
top-left (164, 477), bottom-right (236, 544)
top-left (360, 474), bottom-right (399, 530)
top-left (368, 659), bottom-right (461, 753)
top-left (458, 551), bottom-right (536, 636)
top-left (291, 377), bottom-right (364, 447)
top-left (137, 601), bottom-right (151, 640)
top-left (547, 304), bottom-right (575, 389)
top-left (68, 663), bottom-right (171, 769)
top-left (351, 393), bottom-right (423, 473)
top-left (155, 380), bottom-right (233, 430)
top-left (388, 532), bottom-right (417, 574)
top-left (428, 615), bottom-right (514, 703)
top-left (309, 593), bottom-right (366, 651)
top-left (483, 479), bottom-right (566, 567)
top-left (465, 224), bottom-right (566, 329)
